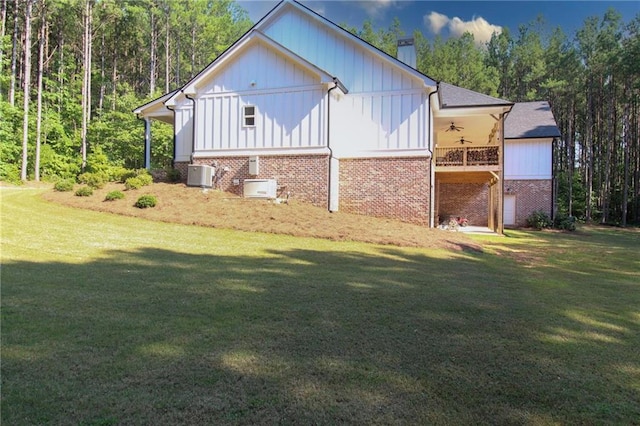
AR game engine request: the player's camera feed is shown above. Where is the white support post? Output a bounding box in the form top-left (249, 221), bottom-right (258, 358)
top-left (144, 117), bottom-right (151, 170)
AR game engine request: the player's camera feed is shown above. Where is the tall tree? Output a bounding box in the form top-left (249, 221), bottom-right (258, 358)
top-left (20, 0), bottom-right (32, 181)
top-left (34, 0), bottom-right (46, 181)
top-left (80, 0), bottom-right (92, 171)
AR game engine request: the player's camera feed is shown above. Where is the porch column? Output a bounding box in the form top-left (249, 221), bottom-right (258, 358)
top-left (144, 117), bottom-right (151, 170)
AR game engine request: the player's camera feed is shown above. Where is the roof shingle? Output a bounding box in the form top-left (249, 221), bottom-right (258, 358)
top-left (504, 101), bottom-right (561, 139)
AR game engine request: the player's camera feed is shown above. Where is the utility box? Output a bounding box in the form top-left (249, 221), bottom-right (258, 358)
top-left (243, 179), bottom-right (277, 199)
top-left (187, 164), bottom-right (214, 188)
top-left (248, 156), bottom-right (259, 175)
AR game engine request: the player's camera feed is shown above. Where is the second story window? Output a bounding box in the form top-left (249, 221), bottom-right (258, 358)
top-left (243, 105), bottom-right (256, 127)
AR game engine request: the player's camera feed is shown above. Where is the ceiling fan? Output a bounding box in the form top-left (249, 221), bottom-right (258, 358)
top-left (456, 137), bottom-right (473, 145)
top-left (445, 122), bottom-right (464, 132)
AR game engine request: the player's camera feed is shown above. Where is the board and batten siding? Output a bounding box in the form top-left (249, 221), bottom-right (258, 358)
top-left (504, 138), bottom-right (552, 180)
top-left (189, 40), bottom-right (328, 154)
top-left (263, 7), bottom-right (431, 157)
top-left (331, 90), bottom-right (428, 157)
top-left (262, 8), bottom-right (426, 93)
top-left (174, 106), bottom-right (193, 162)
top-left (194, 88), bottom-right (326, 152)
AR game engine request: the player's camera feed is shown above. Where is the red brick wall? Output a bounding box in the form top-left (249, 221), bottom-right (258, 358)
top-left (339, 157), bottom-right (431, 225)
top-left (437, 183), bottom-right (489, 226)
top-left (505, 179), bottom-right (552, 226)
top-left (178, 155), bottom-right (329, 207)
top-left (176, 156), bottom-right (432, 225)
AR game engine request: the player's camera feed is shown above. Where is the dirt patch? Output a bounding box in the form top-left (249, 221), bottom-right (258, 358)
top-left (41, 182), bottom-right (483, 251)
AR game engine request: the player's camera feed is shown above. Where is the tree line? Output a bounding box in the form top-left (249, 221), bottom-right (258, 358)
top-left (2, 1), bottom-right (639, 225)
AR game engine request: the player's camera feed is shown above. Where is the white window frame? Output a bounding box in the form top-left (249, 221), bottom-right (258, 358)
top-left (243, 105), bottom-right (256, 127)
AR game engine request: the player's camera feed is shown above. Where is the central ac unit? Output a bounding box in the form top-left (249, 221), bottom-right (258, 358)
top-left (187, 164), bottom-right (214, 188)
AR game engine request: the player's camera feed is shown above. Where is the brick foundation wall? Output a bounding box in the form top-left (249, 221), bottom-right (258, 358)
top-left (505, 179), bottom-right (552, 227)
top-left (176, 154), bottom-right (329, 207)
top-left (438, 183), bottom-right (489, 226)
top-left (339, 157), bottom-right (431, 225)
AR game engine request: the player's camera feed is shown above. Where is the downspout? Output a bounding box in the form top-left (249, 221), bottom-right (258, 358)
top-left (500, 109), bottom-right (510, 234)
top-left (184, 92), bottom-right (196, 164)
top-left (326, 78), bottom-right (340, 212)
top-left (165, 103), bottom-right (177, 168)
top-left (551, 136), bottom-right (558, 223)
top-left (427, 83), bottom-right (439, 228)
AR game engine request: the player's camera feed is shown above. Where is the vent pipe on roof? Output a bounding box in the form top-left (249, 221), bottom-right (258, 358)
top-left (397, 38), bottom-right (416, 69)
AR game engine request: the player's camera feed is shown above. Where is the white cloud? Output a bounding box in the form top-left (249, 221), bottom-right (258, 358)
top-left (357, 0), bottom-right (400, 18)
top-left (424, 11), bottom-right (502, 45)
top-left (425, 11), bottom-right (449, 34)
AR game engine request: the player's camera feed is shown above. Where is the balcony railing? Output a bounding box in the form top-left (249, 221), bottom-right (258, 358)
top-left (435, 146), bottom-right (500, 167)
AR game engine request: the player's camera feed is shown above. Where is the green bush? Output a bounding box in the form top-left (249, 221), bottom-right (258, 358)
top-left (105, 190), bottom-right (125, 201)
top-left (135, 194), bottom-right (157, 208)
top-left (77, 172), bottom-right (107, 189)
top-left (166, 168), bottom-right (182, 182)
top-left (554, 213), bottom-right (577, 231)
top-left (124, 176), bottom-right (144, 190)
top-left (75, 186), bottom-right (94, 197)
top-left (137, 173), bottom-right (153, 186)
top-left (54, 179), bottom-right (75, 192)
top-left (526, 210), bottom-right (551, 230)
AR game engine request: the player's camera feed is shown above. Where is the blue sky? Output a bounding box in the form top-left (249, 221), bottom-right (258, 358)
top-left (238, 1), bottom-right (640, 45)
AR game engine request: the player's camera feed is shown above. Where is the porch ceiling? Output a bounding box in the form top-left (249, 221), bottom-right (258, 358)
top-left (436, 171), bottom-right (496, 184)
top-left (434, 115), bottom-right (498, 147)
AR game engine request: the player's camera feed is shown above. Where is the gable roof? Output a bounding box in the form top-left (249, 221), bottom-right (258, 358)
top-left (167, 30), bottom-right (346, 106)
top-left (132, 90), bottom-right (178, 123)
top-left (438, 82), bottom-right (512, 109)
top-left (505, 101), bottom-right (561, 139)
top-left (256, 0), bottom-right (437, 88)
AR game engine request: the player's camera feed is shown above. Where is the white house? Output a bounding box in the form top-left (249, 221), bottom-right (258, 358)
top-left (134, 0), bottom-right (560, 231)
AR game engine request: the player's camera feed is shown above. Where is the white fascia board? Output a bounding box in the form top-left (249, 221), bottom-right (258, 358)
top-left (179, 31), bottom-right (338, 98)
top-left (133, 90), bottom-right (177, 115)
top-left (433, 104), bottom-right (511, 118)
top-left (256, 0), bottom-right (436, 89)
top-left (504, 137), bottom-right (553, 144)
top-left (192, 147), bottom-right (331, 158)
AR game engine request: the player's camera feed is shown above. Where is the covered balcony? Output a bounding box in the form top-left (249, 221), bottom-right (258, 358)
top-left (435, 146), bottom-right (500, 170)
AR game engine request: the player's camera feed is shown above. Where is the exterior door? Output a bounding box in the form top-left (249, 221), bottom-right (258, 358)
top-left (504, 194), bottom-right (516, 226)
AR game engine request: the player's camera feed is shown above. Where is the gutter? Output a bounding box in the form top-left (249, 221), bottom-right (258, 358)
top-left (326, 78), bottom-right (340, 212)
top-left (427, 83), bottom-right (439, 228)
top-left (164, 103), bottom-right (177, 167)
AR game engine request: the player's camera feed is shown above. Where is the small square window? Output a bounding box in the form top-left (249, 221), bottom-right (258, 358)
top-left (243, 105), bottom-right (256, 127)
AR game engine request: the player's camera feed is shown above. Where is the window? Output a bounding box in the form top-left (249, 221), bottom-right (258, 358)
top-left (243, 105), bottom-right (256, 127)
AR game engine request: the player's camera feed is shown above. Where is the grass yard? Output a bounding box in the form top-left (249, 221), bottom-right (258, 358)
top-left (2, 187), bottom-right (639, 424)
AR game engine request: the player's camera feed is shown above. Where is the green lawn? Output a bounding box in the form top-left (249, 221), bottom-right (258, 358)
top-left (2, 188), bottom-right (639, 425)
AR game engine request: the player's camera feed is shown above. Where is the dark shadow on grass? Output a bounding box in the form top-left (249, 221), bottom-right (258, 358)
top-left (2, 246), bottom-right (639, 425)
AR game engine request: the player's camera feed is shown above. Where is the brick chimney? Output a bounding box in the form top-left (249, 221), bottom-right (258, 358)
top-left (397, 38), bottom-right (416, 69)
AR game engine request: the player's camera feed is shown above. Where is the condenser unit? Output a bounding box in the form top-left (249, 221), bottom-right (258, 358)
top-left (187, 164), bottom-right (214, 188)
top-left (243, 179), bottom-right (277, 199)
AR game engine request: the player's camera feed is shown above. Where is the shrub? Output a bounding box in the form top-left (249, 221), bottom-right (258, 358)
top-left (77, 172), bottom-right (107, 189)
top-left (124, 176), bottom-right (144, 190)
top-left (526, 210), bottom-right (551, 230)
top-left (54, 179), bottom-right (75, 192)
top-left (75, 186), bottom-right (94, 197)
top-left (554, 213), bottom-right (577, 231)
top-left (166, 168), bottom-right (181, 182)
top-left (105, 190), bottom-right (125, 201)
top-left (137, 173), bottom-right (153, 186)
top-left (135, 194), bottom-right (157, 208)
top-left (119, 168), bottom-right (150, 183)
